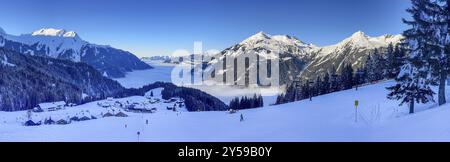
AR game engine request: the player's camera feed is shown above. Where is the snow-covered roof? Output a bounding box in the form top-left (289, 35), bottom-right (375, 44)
top-left (38, 101), bottom-right (66, 109)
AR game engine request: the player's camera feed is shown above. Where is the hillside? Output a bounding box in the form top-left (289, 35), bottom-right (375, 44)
top-left (0, 48), bottom-right (124, 111)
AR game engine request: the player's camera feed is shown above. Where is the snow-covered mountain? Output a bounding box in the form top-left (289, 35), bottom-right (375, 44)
top-left (0, 48), bottom-right (124, 111)
top-left (0, 27), bottom-right (152, 78)
top-left (301, 31), bottom-right (404, 80)
top-left (237, 31), bottom-right (318, 56)
top-left (214, 32), bottom-right (319, 85)
top-left (211, 31), bottom-right (403, 85)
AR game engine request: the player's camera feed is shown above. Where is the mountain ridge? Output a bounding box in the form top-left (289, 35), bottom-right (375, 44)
top-left (211, 31), bottom-right (404, 85)
top-left (0, 27), bottom-right (152, 78)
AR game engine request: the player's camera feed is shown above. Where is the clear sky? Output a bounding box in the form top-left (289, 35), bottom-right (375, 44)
top-left (0, 0), bottom-right (411, 57)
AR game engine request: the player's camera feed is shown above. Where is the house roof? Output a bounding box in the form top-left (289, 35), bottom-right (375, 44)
top-left (56, 119), bottom-right (69, 124)
top-left (24, 120), bottom-right (40, 126)
top-left (79, 116), bottom-right (91, 121)
top-left (115, 112), bottom-right (128, 117)
top-left (38, 101), bottom-right (66, 109)
top-left (103, 112), bottom-right (114, 117)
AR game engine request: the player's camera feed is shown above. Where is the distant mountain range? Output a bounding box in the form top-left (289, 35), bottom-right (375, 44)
top-left (211, 31), bottom-right (404, 85)
top-left (0, 27), bottom-right (152, 78)
top-left (0, 47), bottom-right (228, 112)
top-left (0, 48), bottom-right (124, 111)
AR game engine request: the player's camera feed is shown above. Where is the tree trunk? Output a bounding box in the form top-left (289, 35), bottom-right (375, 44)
top-left (439, 70), bottom-right (447, 106)
top-left (409, 100), bottom-right (414, 114)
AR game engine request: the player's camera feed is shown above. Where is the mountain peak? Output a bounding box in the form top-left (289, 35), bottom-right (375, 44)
top-left (248, 31), bottom-right (270, 40)
top-left (31, 28), bottom-right (80, 38)
top-left (350, 31), bottom-right (368, 39)
top-left (255, 31), bottom-right (268, 36)
top-left (319, 31), bottom-right (403, 56)
top-left (339, 31), bottom-right (371, 46)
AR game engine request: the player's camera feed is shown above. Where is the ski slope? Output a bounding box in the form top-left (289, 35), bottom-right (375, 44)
top-left (2, 80), bottom-right (450, 141)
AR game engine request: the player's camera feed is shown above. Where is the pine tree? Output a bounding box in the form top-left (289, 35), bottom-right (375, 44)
top-left (300, 83), bottom-right (309, 100)
top-left (320, 73), bottom-right (331, 95)
top-left (375, 50), bottom-right (387, 80)
top-left (340, 64), bottom-right (354, 90)
top-left (444, 0), bottom-right (450, 90)
top-left (365, 49), bottom-right (385, 83)
top-left (230, 94), bottom-right (264, 109)
top-left (385, 43), bottom-right (397, 78)
top-left (364, 54), bottom-right (375, 83)
top-left (387, 64), bottom-right (435, 114)
top-left (275, 94), bottom-right (285, 105)
top-left (252, 94), bottom-right (258, 108)
top-left (229, 97), bottom-right (240, 110)
top-left (329, 67), bottom-right (339, 92)
top-left (387, 0), bottom-right (437, 113)
top-left (354, 68), bottom-right (365, 86)
top-left (392, 44), bottom-right (407, 78)
top-left (314, 77), bottom-right (322, 96)
top-left (427, 0), bottom-right (450, 106)
top-left (259, 95), bottom-right (264, 107)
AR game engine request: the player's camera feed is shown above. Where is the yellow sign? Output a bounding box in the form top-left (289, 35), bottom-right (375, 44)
top-left (354, 100), bottom-right (359, 107)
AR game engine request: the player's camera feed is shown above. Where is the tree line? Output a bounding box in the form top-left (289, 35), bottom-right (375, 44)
top-left (276, 43), bottom-right (407, 105)
top-left (229, 94), bottom-right (264, 110)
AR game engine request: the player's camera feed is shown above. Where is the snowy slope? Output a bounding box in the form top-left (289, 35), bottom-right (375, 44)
top-left (1, 80), bottom-right (450, 142)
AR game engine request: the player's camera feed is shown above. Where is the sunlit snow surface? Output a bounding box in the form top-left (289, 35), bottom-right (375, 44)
top-left (2, 80), bottom-right (450, 141)
top-left (3, 61), bottom-right (450, 141)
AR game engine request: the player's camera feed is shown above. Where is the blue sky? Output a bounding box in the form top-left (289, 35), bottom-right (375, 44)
top-left (0, 0), bottom-right (411, 57)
